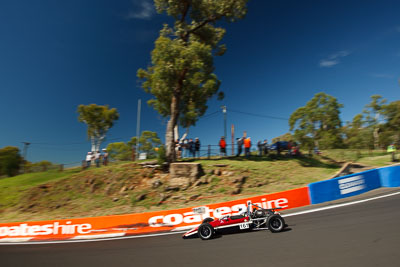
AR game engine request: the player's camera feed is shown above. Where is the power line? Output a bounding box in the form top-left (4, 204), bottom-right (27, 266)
top-left (201, 110), bottom-right (220, 119)
top-left (229, 109), bottom-right (288, 121)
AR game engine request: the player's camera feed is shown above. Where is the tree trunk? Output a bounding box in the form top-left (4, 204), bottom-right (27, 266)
top-left (373, 127), bottom-right (379, 149)
top-left (165, 95), bottom-right (180, 163)
top-left (91, 137), bottom-right (96, 152)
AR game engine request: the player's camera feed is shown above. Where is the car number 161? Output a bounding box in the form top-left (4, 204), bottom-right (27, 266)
top-left (239, 223), bottom-right (249, 230)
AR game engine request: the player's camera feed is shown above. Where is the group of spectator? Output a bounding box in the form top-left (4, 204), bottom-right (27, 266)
top-left (234, 136), bottom-right (254, 157)
top-left (175, 138), bottom-right (201, 158)
top-left (85, 149), bottom-right (108, 168)
top-left (218, 136), bottom-right (267, 158)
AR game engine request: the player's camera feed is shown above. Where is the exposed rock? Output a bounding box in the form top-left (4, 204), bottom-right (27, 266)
top-left (214, 164), bottom-right (228, 167)
top-left (90, 183), bottom-right (97, 193)
top-left (152, 179), bottom-right (163, 189)
top-left (188, 194), bottom-right (200, 201)
top-left (139, 160), bottom-right (158, 166)
top-left (193, 180), bottom-right (203, 187)
top-left (158, 194), bottom-right (170, 205)
top-left (128, 185), bottom-right (135, 190)
top-left (231, 187), bottom-right (241, 195)
top-left (113, 197), bottom-right (119, 202)
top-left (104, 184), bottom-right (112, 195)
top-left (165, 185), bottom-right (180, 192)
top-left (222, 171), bottom-right (234, 176)
top-left (136, 193), bottom-right (147, 201)
top-left (119, 186), bottom-right (127, 194)
top-left (170, 162), bottom-right (204, 179)
top-left (231, 176), bottom-right (247, 185)
top-left (168, 177), bottom-right (191, 190)
top-left (214, 169), bottom-right (222, 176)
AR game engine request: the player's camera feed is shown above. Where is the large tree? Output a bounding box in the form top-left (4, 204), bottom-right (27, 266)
top-left (289, 92), bottom-right (344, 149)
top-left (343, 114), bottom-right (373, 149)
top-left (77, 104), bottom-right (120, 152)
top-left (137, 0), bottom-right (249, 162)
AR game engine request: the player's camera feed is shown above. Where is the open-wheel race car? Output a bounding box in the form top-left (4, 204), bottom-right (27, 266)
top-left (183, 201), bottom-right (287, 240)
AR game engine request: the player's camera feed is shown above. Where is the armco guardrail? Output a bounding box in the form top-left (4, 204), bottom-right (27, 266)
top-left (308, 165), bottom-right (400, 205)
top-left (0, 187), bottom-right (310, 242)
top-left (378, 165), bottom-right (400, 187)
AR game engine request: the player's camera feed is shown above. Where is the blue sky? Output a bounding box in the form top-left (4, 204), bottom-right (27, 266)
top-left (0, 0), bottom-right (399, 165)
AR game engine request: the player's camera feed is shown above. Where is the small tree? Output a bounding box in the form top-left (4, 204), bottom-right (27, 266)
top-left (139, 131), bottom-right (162, 158)
top-left (137, 0), bottom-right (249, 163)
top-left (363, 95), bottom-right (386, 149)
top-left (106, 142), bottom-right (131, 161)
top-left (77, 104), bottom-right (119, 152)
top-left (0, 146), bottom-right (23, 177)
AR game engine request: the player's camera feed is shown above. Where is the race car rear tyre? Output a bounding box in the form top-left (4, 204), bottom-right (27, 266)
top-left (268, 215), bottom-right (285, 233)
top-left (198, 223), bottom-right (214, 240)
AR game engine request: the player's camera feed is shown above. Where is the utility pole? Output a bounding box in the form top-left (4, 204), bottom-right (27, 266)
top-left (21, 142), bottom-right (30, 161)
top-left (221, 105), bottom-right (227, 140)
top-left (136, 99), bottom-right (141, 160)
top-left (21, 142), bottom-right (30, 173)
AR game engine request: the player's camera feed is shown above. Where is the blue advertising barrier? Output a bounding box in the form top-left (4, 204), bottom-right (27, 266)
top-left (308, 169), bottom-right (382, 204)
top-left (379, 165), bottom-right (400, 187)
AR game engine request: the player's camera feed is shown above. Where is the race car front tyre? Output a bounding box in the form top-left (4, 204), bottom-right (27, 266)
top-left (198, 223), bottom-right (214, 240)
top-left (268, 215), bottom-right (285, 233)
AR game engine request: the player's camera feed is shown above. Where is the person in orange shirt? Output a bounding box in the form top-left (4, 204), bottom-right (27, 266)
top-left (219, 136), bottom-right (227, 156)
top-left (244, 137), bottom-right (251, 157)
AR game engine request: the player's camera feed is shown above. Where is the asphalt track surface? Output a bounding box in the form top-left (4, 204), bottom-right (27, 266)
top-left (2, 190), bottom-right (400, 267)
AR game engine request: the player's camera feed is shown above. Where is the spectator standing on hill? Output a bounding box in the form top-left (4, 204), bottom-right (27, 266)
top-left (263, 139), bottom-right (269, 155)
top-left (183, 139), bottom-right (189, 158)
top-left (244, 137), bottom-right (251, 157)
top-left (195, 137), bottom-right (201, 158)
top-left (219, 136), bottom-right (227, 156)
top-left (236, 137), bottom-right (243, 156)
top-left (276, 140), bottom-right (281, 156)
top-left (86, 152), bottom-right (92, 168)
top-left (102, 149), bottom-right (108, 166)
top-left (387, 143), bottom-right (396, 162)
top-left (257, 140), bottom-right (263, 156)
top-left (188, 138), bottom-right (195, 158)
top-left (95, 151), bottom-right (101, 167)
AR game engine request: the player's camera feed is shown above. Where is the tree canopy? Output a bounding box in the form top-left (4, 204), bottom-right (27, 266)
top-left (106, 131), bottom-right (162, 160)
top-left (137, 0), bottom-right (249, 162)
top-left (289, 92), bottom-right (344, 149)
top-left (77, 104), bottom-right (119, 152)
top-left (0, 146), bottom-right (23, 177)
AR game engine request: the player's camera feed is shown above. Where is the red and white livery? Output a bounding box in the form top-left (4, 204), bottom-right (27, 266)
top-left (183, 201), bottom-right (286, 240)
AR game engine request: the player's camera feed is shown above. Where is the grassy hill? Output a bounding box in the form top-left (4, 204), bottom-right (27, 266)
top-left (0, 149), bottom-right (394, 223)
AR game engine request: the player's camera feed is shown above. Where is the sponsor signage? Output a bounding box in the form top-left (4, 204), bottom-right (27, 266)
top-left (308, 169), bottom-right (381, 204)
top-left (338, 175), bottom-right (366, 195)
top-left (0, 187), bottom-right (310, 239)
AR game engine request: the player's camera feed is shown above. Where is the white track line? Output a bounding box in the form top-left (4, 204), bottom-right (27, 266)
top-left (1, 190), bottom-right (400, 245)
top-left (71, 233), bottom-right (126, 240)
top-left (0, 237), bottom-right (34, 243)
top-left (282, 191), bottom-right (400, 218)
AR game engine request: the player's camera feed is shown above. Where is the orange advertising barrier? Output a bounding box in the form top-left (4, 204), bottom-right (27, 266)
top-left (0, 187), bottom-right (310, 241)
